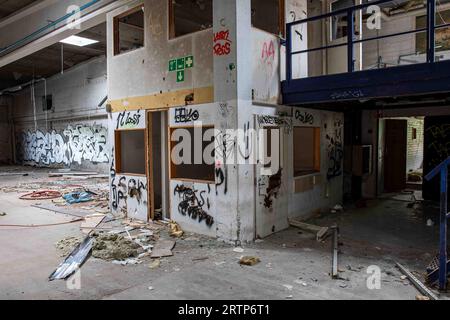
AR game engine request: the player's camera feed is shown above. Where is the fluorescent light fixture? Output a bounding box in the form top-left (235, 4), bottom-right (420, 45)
top-left (60, 35), bottom-right (98, 47)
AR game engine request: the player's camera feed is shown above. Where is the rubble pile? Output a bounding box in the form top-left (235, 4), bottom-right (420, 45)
top-left (92, 233), bottom-right (141, 261)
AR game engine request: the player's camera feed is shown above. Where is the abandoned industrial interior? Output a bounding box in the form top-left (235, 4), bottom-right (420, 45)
top-left (0, 0), bottom-right (450, 302)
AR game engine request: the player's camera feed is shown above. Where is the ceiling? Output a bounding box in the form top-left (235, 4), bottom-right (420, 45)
top-left (0, 0), bottom-right (41, 20)
top-left (0, 23), bottom-right (106, 91)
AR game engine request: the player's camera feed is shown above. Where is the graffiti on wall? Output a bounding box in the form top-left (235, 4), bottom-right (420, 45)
top-left (295, 110), bottom-right (314, 125)
top-left (263, 168), bottom-right (282, 209)
top-left (174, 184), bottom-right (214, 227)
top-left (326, 120), bottom-right (344, 180)
top-left (257, 115), bottom-right (292, 134)
top-left (213, 29), bottom-right (232, 56)
top-left (174, 107), bottom-right (200, 123)
top-left (18, 124), bottom-right (109, 166)
top-left (110, 148), bottom-right (126, 213)
top-left (426, 123), bottom-right (450, 168)
top-left (116, 110), bottom-right (143, 129)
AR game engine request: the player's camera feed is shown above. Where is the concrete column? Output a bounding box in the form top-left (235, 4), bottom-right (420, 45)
top-left (213, 0), bottom-right (255, 243)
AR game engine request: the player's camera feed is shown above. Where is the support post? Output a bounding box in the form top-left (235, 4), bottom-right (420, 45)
top-left (439, 165), bottom-right (448, 290)
top-left (286, 24), bottom-right (292, 82)
top-left (347, 9), bottom-right (355, 72)
top-left (427, 0), bottom-right (436, 63)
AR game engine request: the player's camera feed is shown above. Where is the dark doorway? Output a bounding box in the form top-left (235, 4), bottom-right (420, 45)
top-left (384, 119), bottom-right (407, 192)
top-left (423, 115), bottom-right (450, 202)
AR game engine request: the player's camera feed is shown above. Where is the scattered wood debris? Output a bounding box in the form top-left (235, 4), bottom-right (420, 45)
top-left (288, 218), bottom-right (330, 242)
top-left (151, 240), bottom-right (176, 258)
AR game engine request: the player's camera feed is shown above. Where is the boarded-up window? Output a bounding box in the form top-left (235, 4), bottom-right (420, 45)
top-left (114, 5), bottom-right (144, 55)
top-left (251, 0), bottom-right (285, 36)
top-left (170, 126), bottom-right (215, 182)
top-left (115, 129), bottom-right (146, 175)
top-left (169, 0), bottom-right (213, 38)
top-left (293, 127), bottom-right (320, 176)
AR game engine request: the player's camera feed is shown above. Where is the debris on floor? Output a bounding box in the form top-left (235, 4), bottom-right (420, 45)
top-left (396, 262), bottom-right (439, 300)
top-left (151, 239), bottom-right (176, 258)
top-left (168, 220), bottom-right (184, 238)
top-left (148, 259), bottom-right (161, 269)
top-left (55, 236), bottom-right (83, 257)
top-left (416, 295), bottom-right (430, 301)
top-left (63, 191), bottom-right (94, 204)
top-left (233, 247), bottom-right (244, 253)
top-left (0, 212), bottom-right (6, 216)
top-left (49, 236), bottom-right (94, 281)
top-left (288, 218), bottom-right (330, 242)
top-left (239, 256), bottom-right (261, 266)
top-left (331, 226), bottom-right (340, 279)
top-left (80, 214), bottom-right (107, 234)
top-left (20, 190), bottom-right (62, 200)
top-left (92, 233), bottom-right (141, 261)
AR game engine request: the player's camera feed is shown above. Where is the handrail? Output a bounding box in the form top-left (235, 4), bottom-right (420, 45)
top-left (286, 0), bottom-right (438, 81)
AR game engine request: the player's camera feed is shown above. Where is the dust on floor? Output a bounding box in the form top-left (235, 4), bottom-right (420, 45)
top-left (0, 166), bottom-right (444, 300)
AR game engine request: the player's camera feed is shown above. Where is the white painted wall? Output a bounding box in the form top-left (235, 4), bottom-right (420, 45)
top-left (107, 0), bottom-right (213, 101)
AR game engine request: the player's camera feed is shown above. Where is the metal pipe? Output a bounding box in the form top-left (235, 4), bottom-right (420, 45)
top-left (0, 0), bottom-right (101, 57)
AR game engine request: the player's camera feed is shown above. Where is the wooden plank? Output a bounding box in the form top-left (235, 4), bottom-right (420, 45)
top-left (108, 87), bottom-right (214, 112)
top-left (151, 240), bottom-right (176, 258)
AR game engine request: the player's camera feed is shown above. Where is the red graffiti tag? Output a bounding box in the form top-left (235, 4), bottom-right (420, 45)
top-left (213, 29), bottom-right (232, 56)
top-left (261, 40), bottom-right (275, 62)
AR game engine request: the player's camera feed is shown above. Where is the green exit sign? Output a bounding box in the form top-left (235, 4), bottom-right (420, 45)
top-left (176, 70), bottom-right (185, 83)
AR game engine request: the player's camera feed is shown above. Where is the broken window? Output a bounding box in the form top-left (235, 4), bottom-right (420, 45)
top-left (169, 0), bottom-right (213, 39)
top-left (115, 129), bottom-right (146, 175)
top-left (42, 95), bottom-right (53, 111)
top-left (330, 0), bottom-right (355, 41)
top-left (170, 126), bottom-right (215, 182)
top-left (251, 0), bottom-right (285, 36)
top-left (293, 127), bottom-right (321, 177)
top-left (113, 5), bottom-right (144, 55)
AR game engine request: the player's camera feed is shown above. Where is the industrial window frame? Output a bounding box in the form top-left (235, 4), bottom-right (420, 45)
top-left (251, 0), bottom-right (286, 37)
top-left (114, 128), bottom-right (148, 177)
top-left (168, 0), bottom-right (213, 40)
top-left (168, 125), bottom-right (215, 184)
top-left (113, 4), bottom-right (145, 56)
top-left (293, 126), bottom-right (321, 177)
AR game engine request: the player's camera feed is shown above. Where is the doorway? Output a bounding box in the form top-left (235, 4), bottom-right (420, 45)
top-left (379, 117), bottom-right (425, 194)
top-left (147, 110), bottom-right (170, 220)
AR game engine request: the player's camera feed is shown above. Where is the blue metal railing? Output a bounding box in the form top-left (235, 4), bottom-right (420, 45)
top-left (285, 0), bottom-right (448, 81)
top-left (425, 156), bottom-right (450, 291)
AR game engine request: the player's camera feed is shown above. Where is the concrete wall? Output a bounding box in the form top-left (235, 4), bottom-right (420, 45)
top-left (0, 97), bottom-right (13, 164)
top-left (106, 0), bottom-right (344, 243)
top-left (106, 0), bottom-right (213, 103)
top-left (12, 56), bottom-right (109, 172)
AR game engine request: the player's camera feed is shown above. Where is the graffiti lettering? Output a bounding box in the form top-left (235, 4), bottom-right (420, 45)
top-left (174, 185), bottom-right (214, 227)
top-left (17, 124), bottom-right (109, 166)
top-left (295, 110), bottom-right (314, 125)
top-left (174, 108), bottom-right (200, 123)
top-left (116, 110), bottom-right (142, 129)
top-left (213, 29), bottom-right (232, 56)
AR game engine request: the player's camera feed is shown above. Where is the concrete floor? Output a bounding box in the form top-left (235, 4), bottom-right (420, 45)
top-left (0, 166), bottom-right (444, 300)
